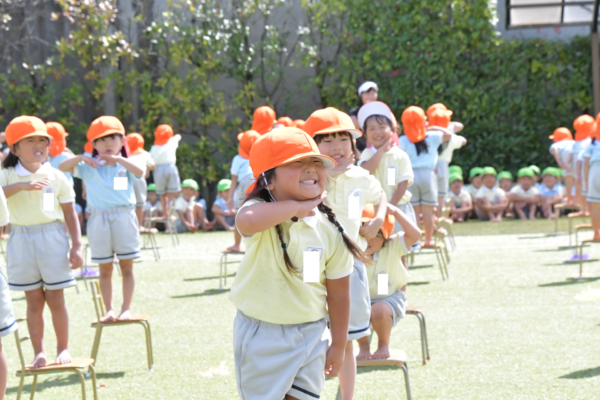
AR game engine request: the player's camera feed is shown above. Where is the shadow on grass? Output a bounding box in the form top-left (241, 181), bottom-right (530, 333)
top-left (542, 259), bottom-right (600, 267)
top-left (7, 371), bottom-right (125, 394)
top-left (538, 277), bottom-right (600, 287)
top-left (533, 248), bottom-right (573, 253)
top-left (409, 264), bottom-right (434, 270)
top-left (11, 296), bottom-right (25, 302)
top-left (171, 288), bottom-right (230, 298)
top-left (559, 366), bottom-right (600, 379)
top-left (183, 274), bottom-right (235, 282)
top-left (408, 281), bottom-right (430, 286)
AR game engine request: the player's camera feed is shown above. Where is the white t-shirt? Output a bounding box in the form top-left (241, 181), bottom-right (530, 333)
top-left (173, 196), bottom-right (193, 220)
top-left (150, 136), bottom-right (179, 165)
top-left (438, 134), bottom-right (466, 163)
top-left (475, 186), bottom-right (506, 204)
top-left (130, 151), bottom-right (155, 171)
top-left (446, 187), bottom-right (471, 208)
top-left (144, 200), bottom-right (163, 212)
top-left (509, 184), bottom-right (539, 198)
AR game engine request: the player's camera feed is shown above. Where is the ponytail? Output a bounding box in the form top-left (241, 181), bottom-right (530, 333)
top-left (2, 152), bottom-right (19, 169)
top-left (414, 139), bottom-right (429, 156)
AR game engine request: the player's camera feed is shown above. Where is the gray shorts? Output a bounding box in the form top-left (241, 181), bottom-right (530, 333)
top-left (132, 178), bottom-right (148, 207)
top-left (436, 160), bottom-right (449, 197)
top-left (408, 168), bottom-right (438, 206)
top-left (153, 163), bottom-right (181, 195)
top-left (234, 311), bottom-right (327, 400)
top-left (234, 175), bottom-right (255, 209)
top-left (348, 259), bottom-right (371, 340)
top-left (0, 269), bottom-right (17, 337)
top-left (87, 207), bottom-right (141, 264)
top-left (587, 163), bottom-right (600, 203)
top-left (7, 222), bottom-right (75, 291)
top-left (371, 290), bottom-right (407, 327)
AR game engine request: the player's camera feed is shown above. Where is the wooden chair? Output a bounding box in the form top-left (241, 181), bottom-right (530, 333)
top-left (144, 202), bottom-right (179, 247)
top-left (140, 226), bottom-right (160, 261)
top-left (219, 250), bottom-right (245, 290)
top-left (77, 245), bottom-right (99, 292)
top-left (577, 239), bottom-right (600, 278)
top-left (553, 204), bottom-right (580, 233)
top-left (567, 212), bottom-right (588, 247)
top-left (356, 349), bottom-right (412, 399)
top-left (406, 305), bottom-right (430, 365)
top-left (13, 318), bottom-right (98, 400)
top-left (90, 281), bottom-right (154, 371)
top-left (417, 227), bottom-right (450, 281)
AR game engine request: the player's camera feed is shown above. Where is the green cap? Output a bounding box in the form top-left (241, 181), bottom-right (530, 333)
top-left (449, 165), bottom-right (463, 175)
top-left (529, 165), bottom-right (541, 176)
top-left (469, 167), bottom-right (484, 178)
top-left (554, 167), bottom-right (564, 177)
top-left (449, 173), bottom-right (463, 184)
top-left (217, 179), bottom-right (231, 192)
top-left (517, 167), bottom-right (534, 178)
top-left (542, 167), bottom-right (554, 177)
top-left (181, 179), bottom-right (199, 191)
top-left (148, 183), bottom-right (157, 192)
top-left (497, 171), bottom-right (513, 181)
top-left (482, 166), bottom-right (497, 176)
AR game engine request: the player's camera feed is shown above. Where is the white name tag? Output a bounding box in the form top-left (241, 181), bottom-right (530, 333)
top-left (387, 167), bottom-right (396, 186)
top-left (377, 274), bottom-right (389, 295)
top-left (114, 169), bottom-right (128, 190)
top-left (348, 194), bottom-right (360, 220)
top-left (42, 187), bottom-right (55, 211)
top-left (303, 251), bottom-right (320, 283)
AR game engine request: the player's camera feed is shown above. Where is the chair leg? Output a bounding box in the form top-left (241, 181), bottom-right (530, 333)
top-left (219, 254), bottom-right (224, 290)
top-left (401, 363), bottom-right (412, 400)
top-left (16, 374), bottom-right (25, 400)
top-left (74, 370), bottom-right (87, 400)
top-left (420, 311), bottom-right (430, 361)
top-left (30, 375), bottom-right (37, 400)
top-left (89, 364), bottom-right (99, 400)
top-left (414, 313), bottom-right (426, 365)
top-left (579, 244), bottom-right (584, 278)
top-left (143, 321), bottom-right (154, 370)
top-left (224, 254), bottom-right (228, 287)
top-left (435, 249), bottom-right (446, 281)
top-left (90, 325), bottom-right (103, 366)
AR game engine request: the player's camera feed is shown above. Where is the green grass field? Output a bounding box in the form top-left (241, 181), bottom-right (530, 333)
top-left (3, 218), bottom-right (600, 399)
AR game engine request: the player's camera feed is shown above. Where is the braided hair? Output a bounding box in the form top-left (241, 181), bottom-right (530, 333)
top-left (245, 168), bottom-right (370, 273)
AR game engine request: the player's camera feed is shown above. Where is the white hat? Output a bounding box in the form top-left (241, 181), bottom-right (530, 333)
top-left (357, 81), bottom-right (378, 96)
top-left (357, 101), bottom-right (394, 131)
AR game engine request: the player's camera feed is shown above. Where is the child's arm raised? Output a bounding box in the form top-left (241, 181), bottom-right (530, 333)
top-left (388, 203), bottom-right (421, 249)
top-left (324, 275), bottom-right (350, 378)
top-left (236, 193), bottom-right (326, 236)
top-left (97, 155), bottom-right (144, 177)
top-left (59, 155), bottom-right (99, 173)
top-left (61, 202), bottom-right (83, 270)
top-left (359, 136), bottom-right (392, 174)
top-left (360, 191), bottom-right (387, 239)
top-left (2, 179), bottom-right (50, 198)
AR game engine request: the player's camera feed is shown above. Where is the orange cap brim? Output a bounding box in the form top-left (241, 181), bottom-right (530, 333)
top-left (312, 126), bottom-right (362, 139)
top-left (9, 131), bottom-right (53, 146)
top-left (91, 130), bottom-right (124, 142)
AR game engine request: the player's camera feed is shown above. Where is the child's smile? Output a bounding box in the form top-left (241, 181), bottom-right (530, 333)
top-left (271, 157), bottom-right (326, 201)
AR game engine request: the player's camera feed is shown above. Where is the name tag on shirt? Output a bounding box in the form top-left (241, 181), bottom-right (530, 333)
top-left (377, 273), bottom-right (389, 295)
top-left (114, 169), bottom-right (128, 190)
top-left (42, 187), bottom-right (55, 212)
top-left (348, 191), bottom-right (361, 220)
top-left (387, 167), bottom-right (396, 186)
top-left (303, 250), bottom-right (320, 283)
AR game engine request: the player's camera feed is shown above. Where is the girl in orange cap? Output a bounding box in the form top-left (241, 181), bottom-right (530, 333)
top-left (251, 106), bottom-right (276, 135)
top-left (571, 115), bottom-right (595, 215)
top-left (399, 106), bottom-right (452, 246)
top-left (127, 133), bottom-right (156, 232)
top-left (59, 116), bottom-right (144, 322)
top-left (304, 107), bottom-right (387, 399)
top-left (225, 130), bottom-right (260, 252)
top-left (149, 124), bottom-right (182, 218)
top-left (1, 116), bottom-right (83, 368)
top-left (230, 127), bottom-right (368, 400)
top-left (549, 127), bottom-right (575, 205)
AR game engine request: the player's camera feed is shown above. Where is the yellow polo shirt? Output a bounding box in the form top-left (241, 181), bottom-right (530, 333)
top-left (325, 165), bottom-right (382, 251)
top-left (229, 198), bottom-right (353, 324)
top-left (0, 190), bottom-right (8, 227)
top-left (367, 233), bottom-right (410, 300)
top-left (358, 146), bottom-right (413, 206)
top-left (0, 162), bottom-right (75, 226)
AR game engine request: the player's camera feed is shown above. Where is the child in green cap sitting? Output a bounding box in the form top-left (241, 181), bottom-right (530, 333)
top-left (475, 167), bottom-right (508, 222)
top-left (212, 179), bottom-right (236, 231)
top-left (507, 167), bottom-right (542, 220)
top-left (497, 171), bottom-right (515, 218)
top-left (466, 167), bottom-right (484, 199)
top-left (143, 183), bottom-right (164, 229)
top-left (174, 179), bottom-right (215, 233)
top-left (539, 167), bottom-right (564, 219)
top-left (446, 173), bottom-right (472, 222)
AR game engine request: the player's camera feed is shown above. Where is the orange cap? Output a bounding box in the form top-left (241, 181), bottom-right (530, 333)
top-left (5, 116), bottom-right (51, 146)
top-left (401, 106), bottom-right (427, 143)
top-left (277, 117), bottom-right (294, 127)
top-left (549, 127), bottom-right (573, 142)
top-left (84, 140), bottom-right (93, 154)
top-left (573, 115), bottom-right (596, 141)
top-left (126, 133), bottom-right (145, 155)
top-left (427, 107), bottom-right (452, 128)
top-left (426, 103), bottom-right (448, 115)
top-left (87, 116), bottom-right (125, 142)
top-left (251, 106), bottom-right (276, 135)
top-left (46, 122), bottom-right (68, 157)
top-left (246, 127), bottom-right (336, 194)
top-left (154, 124), bottom-right (174, 145)
top-left (294, 119), bottom-right (306, 130)
top-left (303, 107), bottom-right (362, 139)
top-left (237, 130), bottom-right (261, 159)
top-left (362, 203), bottom-right (394, 239)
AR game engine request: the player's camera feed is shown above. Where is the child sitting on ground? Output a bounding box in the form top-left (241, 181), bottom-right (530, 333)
top-left (507, 167), bottom-right (542, 220)
top-left (466, 167), bottom-right (483, 200)
top-left (539, 167), bottom-right (564, 219)
top-left (174, 179), bottom-right (214, 233)
top-left (447, 173), bottom-right (472, 222)
top-left (475, 167), bottom-right (507, 222)
top-left (143, 183), bottom-right (163, 229)
top-left (498, 171), bottom-right (515, 218)
top-left (529, 165), bottom-right (542, 189)
top-left (212, 179), bottom-right (236, 231)
top-left (358, 203), bottom-right (420, 360)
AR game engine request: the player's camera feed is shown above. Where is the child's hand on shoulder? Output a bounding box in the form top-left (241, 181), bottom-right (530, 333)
top-left (80, 155), bottom-right (100, 168)
top-left (22, 178), bottom-right (50, 191)
top-left (324, 342), bottom-right (345, 377)
top-left (294, 191), bottom-right (327, 219)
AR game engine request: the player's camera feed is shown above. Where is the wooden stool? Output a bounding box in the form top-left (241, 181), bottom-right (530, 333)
top-left (567, 212), bottom-right (588, 247)
top-left (90, 281), bottom-right (154, 371)
top-left (577, 239), bottom-right (600, 278)
top-left (141, 227), bottom-right (160, 261)
top-left (357, 349), bottom-right (412, 400)
top-left (13, 318), bottom-right (98, 400)
top-left (419, 228), bottom-right (450, 281)
top-left (219, 250), bottom-right (245, 290)
top-left (553, 204), bottom-right (580, 233)
top-left (406, 305), bottom-right (430, 365)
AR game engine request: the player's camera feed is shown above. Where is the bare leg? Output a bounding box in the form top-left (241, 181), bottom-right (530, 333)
top-left (135, 206), bottom-right (146, 231)
top-left (193, 204), bottom-right (215, 231)
top-left (45, 289), bottom-right (71, 364)
top-left (25, 288), bottom-right (47, 368)
top-left (117, 259), bottom-right (135, 320)
top-left (565, 176), bottom-right (575, 205)
top-left (371, 302), bottom-right (394, 359)
top-left (98, 262), bottom-right (116, 322)
top-left (591, 202), bottom-right (600, 240)
top-left (338, 341), bottom-right (356, 400)
top-left (0, 340), bottom-right (6, 400)
top-left (422, 205), bottom-right (435, 246)
top-left (160, 194), bottom-right (168, 221)
top-left (514, 202), bottom-right (527, 220)
top-left (356, 336), bottom-right (371, 360)
top-left (528, 203), bottom-right (537, 220)
top-left (437, 196), bottom-right (445, 218)
top-left (214, 214), bottom-right (235, 231)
